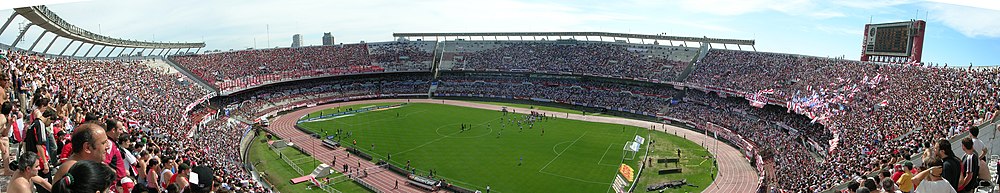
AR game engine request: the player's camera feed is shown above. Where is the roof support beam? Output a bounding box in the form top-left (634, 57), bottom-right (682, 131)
top-left (42, 35), bottom-right (59, 54)
top-left (94, 45), bottom-right (107, 57)
top-left (71, 42), bottom-right (84, 56)
top-left (0, 13), bottom-right (18, 37)
top-left (10, 24), bottom-right (35, 48)
top-left (60, 40), bottom-right (75, 55)
top-left (28, 31), bottom-right (49, 51)
top-left (83, 44), bottom-right (96, 57)
top-left (105, 47), bottom-right (116, 57)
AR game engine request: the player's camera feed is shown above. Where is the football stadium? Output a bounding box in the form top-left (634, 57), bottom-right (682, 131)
top-left (0, 1), bottom-right (998, 193)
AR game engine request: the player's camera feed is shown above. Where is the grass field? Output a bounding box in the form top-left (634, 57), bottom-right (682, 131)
top-left (296, 102), bottom-right (713, 193)
top-left (247, 132), bottom-right (374, 193)
top-left (635, 131), bottom-right (717, 192)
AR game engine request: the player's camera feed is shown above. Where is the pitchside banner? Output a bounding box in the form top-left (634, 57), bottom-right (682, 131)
top-left (619, 164), bottom-right (635, 182)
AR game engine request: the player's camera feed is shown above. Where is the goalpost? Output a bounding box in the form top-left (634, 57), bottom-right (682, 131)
top-left (622, 141), bottom-right (640, 160)
top-left (622, 135), bottom-right (644, 161)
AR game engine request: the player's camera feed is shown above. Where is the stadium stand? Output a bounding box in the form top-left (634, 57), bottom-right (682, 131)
top-left (687, 49), bottom-right (1000, 191)
top-left (439, 40), bottom-right (696, 83)
top-left (6, 33), bottom-right (997, 192)
top-left (156, 41), bottom-right (1000, 192)
top-left (0, 49), bottom-right (267, 192)
top-left (170, 41), bottom-right (436, 93)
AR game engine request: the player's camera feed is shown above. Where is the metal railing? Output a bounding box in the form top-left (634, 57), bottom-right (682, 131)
top-left (269, 144), bottom-right (306, 175)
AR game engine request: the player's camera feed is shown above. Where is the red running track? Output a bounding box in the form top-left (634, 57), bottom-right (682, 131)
top-left (267, 99), bottom-right (759, 193)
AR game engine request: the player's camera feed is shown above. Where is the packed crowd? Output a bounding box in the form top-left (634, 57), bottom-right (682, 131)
top-left (220, 74), bottom-right (433, 121)
top-left (189, 119), bottom-right (256, 192)
top-left (445, 41), bottom-right (692, 82)
top-left (688, 49), bottom-right (1000, 191)
top-left (4, 38), bottom-right (992, 193)
top-left (171, 42), bottom-right (436, 92)
top-left (367, 41), bottom-right (435, 72)
top-left (0, 49), bottom-right (262, 193)
top-left (434, 74), bottom-right (678, 115)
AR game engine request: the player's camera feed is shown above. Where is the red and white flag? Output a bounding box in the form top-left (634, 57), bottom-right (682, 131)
top-left (748, 89), bottom-right (774, 108)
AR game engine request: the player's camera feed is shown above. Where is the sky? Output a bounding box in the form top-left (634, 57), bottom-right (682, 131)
top-left (0, 0), bottom-right (997, 66)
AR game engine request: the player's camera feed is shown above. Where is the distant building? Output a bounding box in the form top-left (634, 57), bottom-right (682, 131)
top-left (322, 33), bottom-right (335, 46)
top-left (291, 34), bottom-right (302, 48)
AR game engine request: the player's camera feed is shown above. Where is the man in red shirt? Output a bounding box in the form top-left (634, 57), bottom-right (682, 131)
top-left (104, 120), bottom-right (128, 184)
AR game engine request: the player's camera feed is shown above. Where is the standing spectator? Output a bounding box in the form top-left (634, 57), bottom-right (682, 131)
top-left (144, 158), bottom-right (162, 193)
top-left (104, 119), bottom-right (128, 183)
top-left (957, 138), bottom-right (981, 192)
top-left (189, 166), bottom-right (214, 193)
top-left (169, 163), bottom-right (191, 191)
top-left (0, 102), bottom-right (12, 175)
top-left (936, 139), bottom-right (961, 191)
top-left (24, 109), bottom-right (57, 177)
top-left (911, 157), bottom-right (955, 193)
top-left (968, 126), bottom-right (986, 159)
top-left (882, 178), bottom-right (900, 193)
top-left (897, 162), bottom-right (914, 193)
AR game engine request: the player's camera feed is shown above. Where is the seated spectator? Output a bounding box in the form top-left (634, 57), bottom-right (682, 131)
top-left (51, 160), bottom-right (117, 193)
top-left (7, 152), bottom-right (52, 193)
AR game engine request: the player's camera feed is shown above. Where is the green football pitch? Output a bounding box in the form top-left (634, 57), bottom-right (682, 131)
top-left (297, 102), bottom-right (712, 193)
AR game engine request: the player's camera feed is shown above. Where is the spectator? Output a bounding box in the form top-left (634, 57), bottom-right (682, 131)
top-left (51, 160), bottom-right (117, 193)
top-left (911, 157), bottom-right (956, 193)
top-left (882, 177), bottom-right (900, 193)
top-left (936, 139), bottom-right (961, 191)
top-left (53, 123), bottom-right (109, 183)
top-left (189, 166), bottom-right (214, 193)
top-left (7, 152), bottom-right (52, 193)
top-left (957, 138), bottom-right (980, 192)
top-left (968, 126), bottom-right (986, 159)
top-left (897, 161), bottom-right (914, 193)
top-left (0, 102), bottom-right (13, 175)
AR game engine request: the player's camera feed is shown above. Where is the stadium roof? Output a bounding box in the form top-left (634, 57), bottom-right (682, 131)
top-left (9, 6), bottom-right (204, 49)
top-left (393, 32), bottom-right (755, 47)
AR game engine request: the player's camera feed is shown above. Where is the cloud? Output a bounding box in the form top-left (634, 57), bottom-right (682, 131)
top-left (39, 0), bottom-right (636, 51)
top-left (924, 0), bottom-right (1000, 11)
top-left (809, 10), bottom-right (847, 19)
top-left (668, 0), bottom-right (847, 19)
top-left (814, 24), bottom-right (862, 36)
top-left (0, 0), bottom-right (91, 10)
top-left (831, 0), bottom-right (915, 9)
top-left (921, 2), bottom-right (1000, 38)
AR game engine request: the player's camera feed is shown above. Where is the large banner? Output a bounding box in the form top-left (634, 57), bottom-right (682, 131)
top-left (619, 164), bottom-right (635, 182)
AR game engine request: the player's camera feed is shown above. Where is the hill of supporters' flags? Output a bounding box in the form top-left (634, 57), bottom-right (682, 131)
top-left (2, 39), bottom-right (997, 193)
